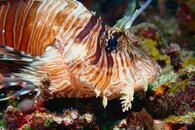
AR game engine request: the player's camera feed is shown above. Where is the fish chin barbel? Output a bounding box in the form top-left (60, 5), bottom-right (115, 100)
top-left (0, 0), bottom-right (159, 112)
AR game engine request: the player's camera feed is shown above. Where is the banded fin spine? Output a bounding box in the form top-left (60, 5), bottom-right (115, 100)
top-left (0, 44), bottom-right (38, 62)
top-left (0, 44), bottom-right (42, 100)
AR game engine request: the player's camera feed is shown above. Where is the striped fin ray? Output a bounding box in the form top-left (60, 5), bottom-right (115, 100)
top-left (0, 75), bottom-right (36, 101)
top-left (0, 88), bottom-right (35, 101)
top-left (0, 44), bottom-right (40, 100)
top-left (0, 44), bottom-right (40, 75)
top-left (0, 44), bottom-right (37, 62)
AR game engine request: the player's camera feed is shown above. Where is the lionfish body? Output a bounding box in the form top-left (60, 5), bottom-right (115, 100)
top-left (0, 0), bottom-right (159, 111)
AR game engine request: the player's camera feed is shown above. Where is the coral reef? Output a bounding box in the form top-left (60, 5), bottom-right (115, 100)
top-left (4, 106), bottom-right (95, 130)
top-left (144, 91), bottom-right (175, 119)
top-left (174, 73), bottom-right (195, 116)
top-left (165, 112), bottom-right (195, 125)
top-left (166, 43), bottom-right (183, 71)
top-left (113, 109), bottom-right (154, 130)
top-left (143, 67), bottom-right (195, 129)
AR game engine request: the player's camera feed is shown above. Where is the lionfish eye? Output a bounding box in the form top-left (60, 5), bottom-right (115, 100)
top-left (107, 36), bottom-right (118, 50)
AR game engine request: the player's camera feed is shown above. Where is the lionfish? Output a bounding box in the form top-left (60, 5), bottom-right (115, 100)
top-left (0, 0), bottom-right (159, 111)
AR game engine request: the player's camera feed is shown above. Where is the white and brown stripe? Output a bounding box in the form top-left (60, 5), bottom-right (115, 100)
top-left (0, 0), bottom-right (87, 55)
top-left (0, 0), bottom-right (159, 110)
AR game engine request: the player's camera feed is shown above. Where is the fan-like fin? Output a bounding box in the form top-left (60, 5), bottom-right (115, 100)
top-left (0, 44), bottom-right (40, 100)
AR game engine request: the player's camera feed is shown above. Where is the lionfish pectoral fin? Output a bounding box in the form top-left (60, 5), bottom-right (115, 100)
top-left (0, 88), bottom-right (35, 101)
top-left (0, 75), bottom-right (37, 101)
top-left (0, 44), bottom-right (41, 101)
top-left (0, 45), bottom-right (36, 62)
top-left (0, 76), bottom-right (35, 89)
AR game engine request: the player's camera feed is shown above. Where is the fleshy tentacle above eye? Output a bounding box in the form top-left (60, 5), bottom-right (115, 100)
top-left (114, 0), bottom-right (152, 31)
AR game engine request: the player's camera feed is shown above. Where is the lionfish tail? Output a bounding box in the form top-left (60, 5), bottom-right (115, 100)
top-left (0, 45), bottom-right (42, 100)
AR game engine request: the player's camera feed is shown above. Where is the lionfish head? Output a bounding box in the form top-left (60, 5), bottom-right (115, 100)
top-left (99, 27), bottom-right (159, 111)
top-left (98, 0), bottom-right (160, 111)
top-left (104, 27), bottom-right (159, 91)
